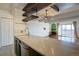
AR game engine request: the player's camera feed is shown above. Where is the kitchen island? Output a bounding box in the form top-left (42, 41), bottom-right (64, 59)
top-left (15, 34), bottom-right (79, 56)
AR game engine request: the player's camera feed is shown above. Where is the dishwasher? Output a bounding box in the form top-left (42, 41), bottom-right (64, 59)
top-left (20, 42), bottom-right (29, 56)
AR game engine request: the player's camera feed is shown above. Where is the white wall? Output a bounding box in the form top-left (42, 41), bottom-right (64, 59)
top-left (13, 8), bottom-right (26, 35)
top-left (0, 9), bottom-right (14, 47)
top-left (27, 20), bottom-right (50, 37)
top-left (0, 10), bottom-right (13, 18)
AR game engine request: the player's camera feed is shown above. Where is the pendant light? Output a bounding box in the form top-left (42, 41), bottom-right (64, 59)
top-left (43, 9), bottom-right (48, 22)
top-left (45, 9), bottom-right (48, 18)
top-left (38, 9), bottom-right (48, 22)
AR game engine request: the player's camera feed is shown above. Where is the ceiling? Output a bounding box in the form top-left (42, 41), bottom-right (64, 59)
top-left (0, 3), bottom-right (26, 12)
top-left (0, 3), bottom-right (12, 11)
top-left (0, 3), bottom-right (79, 20)
top-left (32, 6), bottom-right (58, 17)
top-left (0, 3), bottom-right (59, 17)
top-left (32, 3), bottom-right (79, 17)
top-left (22, 3), bottom-right (59, 19)
top-left (0, 3), bottom-right (58, 17)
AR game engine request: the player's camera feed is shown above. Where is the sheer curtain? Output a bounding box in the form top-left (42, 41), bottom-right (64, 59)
top-left (73, 21), bottom-right (77, 39)
top-left (58, 22), bottom-right (77, 43)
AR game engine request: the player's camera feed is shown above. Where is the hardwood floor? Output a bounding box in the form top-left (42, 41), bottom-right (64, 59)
top-left (0, 45), bottom-right (15, 56)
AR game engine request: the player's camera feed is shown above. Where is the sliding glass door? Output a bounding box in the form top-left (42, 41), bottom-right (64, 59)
top-left (58, 24), bottom-right (75, 42)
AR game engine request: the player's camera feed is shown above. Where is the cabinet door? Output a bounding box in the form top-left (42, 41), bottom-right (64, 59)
top-left (14, 37), bottom-right (21, 56)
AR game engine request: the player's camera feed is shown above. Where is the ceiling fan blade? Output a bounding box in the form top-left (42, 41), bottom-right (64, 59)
top-left (22, 15), bottom-right (39, 22)
top-left (31, 15), bottom-right (39, 19)
top-left (51, 5), bottom-right (59, 12)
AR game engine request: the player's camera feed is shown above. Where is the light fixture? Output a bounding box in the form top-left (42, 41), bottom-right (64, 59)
top-left (38, 9), bottom-right (49, 22)
top-left (43, 9), bottom-right (49, 22)
top-left (45, 9), bottom-right (48, 18)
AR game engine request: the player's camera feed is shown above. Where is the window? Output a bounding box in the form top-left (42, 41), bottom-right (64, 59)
top-left (58, 24), bottom-right (75, 42)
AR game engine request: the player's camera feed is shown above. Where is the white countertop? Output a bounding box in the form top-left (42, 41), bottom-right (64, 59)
top-left (15, 34), bottom-right (79, 56)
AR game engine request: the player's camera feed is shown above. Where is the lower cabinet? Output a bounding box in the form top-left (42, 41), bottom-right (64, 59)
top-left (28, 47), bottom-right (43, 56)
top-left (14, 37), bottom-right (21, 56)
top-left (14, 37), bottom-right (43, 56)
top-left (20, 42), bottom-right (29, 56)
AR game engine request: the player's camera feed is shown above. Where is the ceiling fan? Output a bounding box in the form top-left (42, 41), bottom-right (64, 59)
top-left (22, 7), bottom-right (39, 22)
top-left (51, 4), bottom-right (59, 12)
